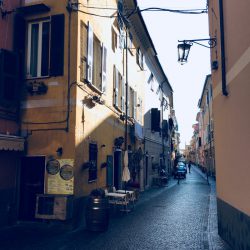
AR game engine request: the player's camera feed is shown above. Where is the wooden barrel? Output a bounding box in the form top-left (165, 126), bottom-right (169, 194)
top-left (85, 196), bottom-right (109, 231)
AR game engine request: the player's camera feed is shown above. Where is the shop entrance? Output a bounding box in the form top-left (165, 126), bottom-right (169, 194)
top-left (19, 156), bottom-right (45, 221)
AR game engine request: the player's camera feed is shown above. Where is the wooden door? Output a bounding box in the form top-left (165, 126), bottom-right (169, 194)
top-left (19, 156), bottom-right (45, 221)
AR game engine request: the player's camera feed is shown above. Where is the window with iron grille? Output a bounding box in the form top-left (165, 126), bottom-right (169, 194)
top-left (88, 143), bottom-right (98, 182)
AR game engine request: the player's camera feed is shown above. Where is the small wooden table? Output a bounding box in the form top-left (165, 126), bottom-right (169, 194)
top-left (105, 192), bottom-right (130, 212)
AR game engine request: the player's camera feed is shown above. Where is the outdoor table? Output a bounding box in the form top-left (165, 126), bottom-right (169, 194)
top-left (105, 192), bottom-right (130, 212)
top-left (115, 190), bottom-right (136, 207)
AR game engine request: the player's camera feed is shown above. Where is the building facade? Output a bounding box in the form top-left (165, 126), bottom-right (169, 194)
top-left (0, 0), bottom-right (25, 227)
top-left (208, 0), bottom-right (250, 248)
top-left (198, 75), bottom-right (215, 176)
top-left (0, 0), bottom-right (174, 227)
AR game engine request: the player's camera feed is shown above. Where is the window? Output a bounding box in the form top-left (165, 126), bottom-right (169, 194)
top-left (129, 87), bottom-right (137, 119)
top-left (27, 20), bottom-right (50, 78)
top-left (148, 73), bottom-right (155, 92)
top-left (88, 143), bottom-right (98, 182)
top-left (128, 32), bottom-right (134, 55)
top-left (81, 22), bottom-right (107, 93)
top-left (206, 92), bottom-right (209, 105)
top-left (136, 48), bottom-right (144, 69)
top-left (112, 27), bottom-right (118, 52)
top-left (138, 97), bottom-right (143, 124)
top-left (93, 35), bottom-right (102, 90)
top-left (26, 14), bottom-right (65, 78)
top-left (113, 65), bottom-right (125, 111)
top-left (210, 84), bottom-right (213, 100)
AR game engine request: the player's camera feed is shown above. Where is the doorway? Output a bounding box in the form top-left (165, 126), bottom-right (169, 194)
top-left (19, 156), bottom-right (45, 221)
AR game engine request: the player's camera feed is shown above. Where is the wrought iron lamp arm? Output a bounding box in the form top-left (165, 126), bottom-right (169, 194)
top-left (178, 38), bottom-right (217, 48)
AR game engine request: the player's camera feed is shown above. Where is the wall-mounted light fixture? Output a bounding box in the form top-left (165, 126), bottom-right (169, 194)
top-left (56, 147), bottom-right (63, 157)
top-left (177, 38), bottom-right (217, 64)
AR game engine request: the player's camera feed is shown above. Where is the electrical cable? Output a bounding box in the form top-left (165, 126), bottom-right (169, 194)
top-left (77, 9), bottom-right (117, 18)
top-left (78, 3), bottom-right (117, 11)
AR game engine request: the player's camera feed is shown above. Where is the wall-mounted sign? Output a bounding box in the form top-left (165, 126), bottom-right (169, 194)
top-left (60, 164), bottom-right (74, 180)
top-left (46, 159), bottom-right (74, 195)
top-left (46, 159), bottom-right (60, 175)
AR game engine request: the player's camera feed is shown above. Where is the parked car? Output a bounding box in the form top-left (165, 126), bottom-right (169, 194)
top-left (177, 161), bottom-right (187, 174)
top-left (174, 165), bottom-right (186, 179)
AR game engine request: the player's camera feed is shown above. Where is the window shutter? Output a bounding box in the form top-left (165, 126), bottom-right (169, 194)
top-left (106, 155), bottom-right (113, 187)
top-left (13, 13), bottom-right (26, 81)
top-left (87, 22), bottom-right (93, 84)
top-left (0, 49), bottom-right (19, 105)
top-left (50, 14), bottom-right (65, 76)
top-left (162, 120), bottom-right (169, 139)
top-left (80, 22), bottom-right (88, 82)
top-left (127, 86), bottom-right (130, 116)
top-left (133, 91), bottom-right (137, 119)
top-left (101, 44), bottom-right (107, 93)
top-left (121, 77), bottom-right (125, 112)
top-left (151, 108), bottom-right (160, 132)
top-left (114, 66), bottom-right (119, 107)
top-left (140, 98), bottom-right (143, 123)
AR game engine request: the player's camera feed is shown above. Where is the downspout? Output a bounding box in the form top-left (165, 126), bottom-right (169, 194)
top-left (66, 5), bottom-right (72, 132)
top-left (219, 0), bottom-right (228, 96)
top-left (125, 28), bottom-right (128, 150)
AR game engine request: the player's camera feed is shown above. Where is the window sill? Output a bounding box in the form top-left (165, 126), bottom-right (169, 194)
top-left (82, 80), bottom-right (104, 96)
top-left (88, 179), bottom-right (97, 184)
top-left (26, 76), bottom-right (51, 81)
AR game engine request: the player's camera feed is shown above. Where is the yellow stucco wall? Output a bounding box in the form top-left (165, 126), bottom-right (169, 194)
top-left (74, 1), bottom-right (145, 196)
top-left (21, 0), bottom-right (77, 190)
top-left (21, 0), bottom-right (146, 197)
top-left (209, 0), bottom-right (250, 215)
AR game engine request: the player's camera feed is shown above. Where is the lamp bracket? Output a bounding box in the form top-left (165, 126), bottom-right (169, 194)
top-left (178, 38), bottom-right (217, 48)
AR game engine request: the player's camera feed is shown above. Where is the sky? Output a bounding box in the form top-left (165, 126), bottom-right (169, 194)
top-left (137, 0), bottom-right (211, 149)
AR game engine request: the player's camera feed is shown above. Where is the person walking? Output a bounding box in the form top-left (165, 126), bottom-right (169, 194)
top-left (188, 162), bottom-right (191, 173)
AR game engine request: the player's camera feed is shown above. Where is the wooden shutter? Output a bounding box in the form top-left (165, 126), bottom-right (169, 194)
top-left (140, 98), bottom-right (143, 124)
top-left (87, 22), bottom-right (93, 84)
top-left (13, 13), bottom-right (26, 81)
top-left (162, 120), bottom-right (169, 139)
top-left (106, 155), bottom-right (113, 187)
top-left (127, 86), bottom-right (130, 116)
top-left (101, 44), bottom-right (107, 93)
top-left (151, 108), bottom-right (160, 132)
top-left (114, 66), bottom-right (119, 107)
top-left (50, 14), bottom-right (65, 76)
top-left (133, 91), bottom-right (137, 119)
top-left (121, 77), bottom-right (125, 112)
top-left (0, 50), bottom-right (19, 105)
top-left (80, 22), bottom-right (88, 82)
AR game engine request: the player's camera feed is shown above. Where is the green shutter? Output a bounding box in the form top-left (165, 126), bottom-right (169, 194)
top-left (50, 14), bottom-right (65, 76)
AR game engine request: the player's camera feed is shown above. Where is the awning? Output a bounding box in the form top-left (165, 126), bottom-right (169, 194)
top-left (18, 4), bottom-right (50, 15)
top-left (0, 135), bottom-right (25, 151)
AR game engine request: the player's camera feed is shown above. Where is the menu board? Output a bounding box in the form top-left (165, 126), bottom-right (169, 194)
top-left (46, 159), bottom-right (74, 195)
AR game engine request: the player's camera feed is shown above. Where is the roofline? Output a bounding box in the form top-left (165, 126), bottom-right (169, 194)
top-left (133, 0), bottom-right (173, 92)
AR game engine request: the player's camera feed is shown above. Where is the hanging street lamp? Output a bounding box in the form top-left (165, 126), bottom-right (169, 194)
top-left (177, 38), bottom-right (217, 64)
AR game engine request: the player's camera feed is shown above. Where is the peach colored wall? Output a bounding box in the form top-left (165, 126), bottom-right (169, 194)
top-left (209, 0), bottom-right (250, 215)
top-left (0, 0), bottom-right (22, 136)
top-left (0, 0), bottom-right (22, 49)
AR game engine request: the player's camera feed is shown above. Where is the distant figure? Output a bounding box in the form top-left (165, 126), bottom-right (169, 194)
top-left (188, 162), bottom-right (191, 173)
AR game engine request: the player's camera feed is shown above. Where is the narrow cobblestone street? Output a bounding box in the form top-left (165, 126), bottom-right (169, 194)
top-left (0, 167), bottom-right (231, 250)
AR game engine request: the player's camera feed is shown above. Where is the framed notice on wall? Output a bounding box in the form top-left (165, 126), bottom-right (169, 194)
top-left (46, 159), bottom-right (74, 195)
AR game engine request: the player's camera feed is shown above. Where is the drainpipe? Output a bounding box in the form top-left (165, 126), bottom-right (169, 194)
top-left (219, 0), bottom-right (228, 96)
top-left (66, 4), bottom-right (72, 132)
top-left (125, 28), bottom-right (128, 150)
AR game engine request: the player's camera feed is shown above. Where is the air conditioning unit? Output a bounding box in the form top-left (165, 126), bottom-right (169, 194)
top-left (35, 194), bottom-right (73, 220)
